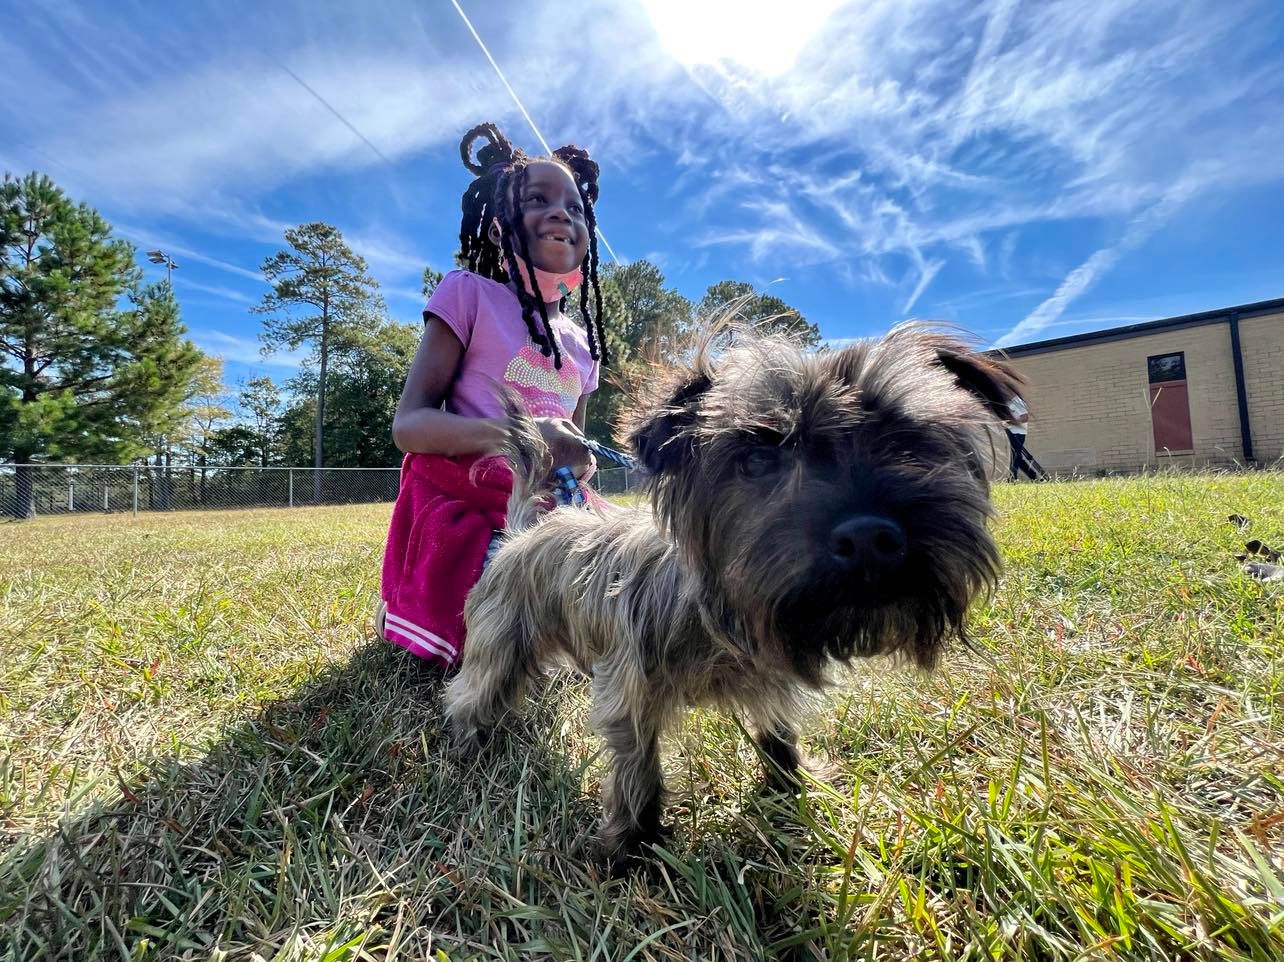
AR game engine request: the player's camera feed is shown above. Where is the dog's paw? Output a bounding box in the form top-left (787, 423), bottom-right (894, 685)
top-left (760, 751), bottom-right (838, 795)
top-left (446, 715), bottom-right (492, 757)
top-left (596, 819), bottom-right (669, 877)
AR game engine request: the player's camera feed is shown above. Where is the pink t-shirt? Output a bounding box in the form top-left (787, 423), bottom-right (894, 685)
top-left (425, 270), bottom-right (599, 420)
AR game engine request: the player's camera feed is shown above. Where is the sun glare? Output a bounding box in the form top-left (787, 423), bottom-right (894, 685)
top-left (640, 0), bottom-right (846, 79)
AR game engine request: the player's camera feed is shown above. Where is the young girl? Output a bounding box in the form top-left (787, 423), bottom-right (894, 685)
top-left (377, 122), bottom-right (610, 668)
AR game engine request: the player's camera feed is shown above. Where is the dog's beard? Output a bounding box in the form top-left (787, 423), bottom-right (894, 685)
top-left (724, 525), bottom-right (999, 680)
top-left (772, 569), bottom-right (963, 674)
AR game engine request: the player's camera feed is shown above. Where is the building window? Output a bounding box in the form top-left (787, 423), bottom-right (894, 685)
top-left (1148, 353), bottom-right (1187, 384)
top-left (1147, 351), bottom-right (1193, 452)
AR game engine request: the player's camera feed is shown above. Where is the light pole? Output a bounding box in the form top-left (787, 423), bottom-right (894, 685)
top-left (146, 248), bottom-right (180, 507)
top-left (146, 249), bottom-right (179, 287)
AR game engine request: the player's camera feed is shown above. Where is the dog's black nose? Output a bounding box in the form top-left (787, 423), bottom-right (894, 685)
top-left (829, 515), bottom-right (907, 572)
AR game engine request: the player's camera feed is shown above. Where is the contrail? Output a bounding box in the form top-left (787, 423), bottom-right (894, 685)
top-left (278, 63), bottom-right (392, 164)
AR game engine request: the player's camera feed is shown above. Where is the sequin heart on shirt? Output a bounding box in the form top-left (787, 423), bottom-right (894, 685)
top-left (503, 345), bottom-right (582, 418)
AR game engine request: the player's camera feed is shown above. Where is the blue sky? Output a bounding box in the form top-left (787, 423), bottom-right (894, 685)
top-left (3, 0), bottom-right (1283, 389)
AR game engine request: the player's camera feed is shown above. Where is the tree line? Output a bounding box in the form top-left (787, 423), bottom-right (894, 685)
top-left (2, 171), bottom-right (816, 517)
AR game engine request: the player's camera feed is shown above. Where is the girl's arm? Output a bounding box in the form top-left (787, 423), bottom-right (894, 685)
top-left (392, 316), bottom-right (595, 472)
top-left (391, 316), bottom-right (506, 456)
top-left (572, 394), bottom-right (597, 481)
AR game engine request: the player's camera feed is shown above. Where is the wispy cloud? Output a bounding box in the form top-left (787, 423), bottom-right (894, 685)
top-left (957, 235), bottom-right (986, 273)
top-left (997, 181), bottom-right (1198, 346)
top-left (983, 313), bottom-right (1155, 341)
top-left (0, 3), bottom-right (512, 213)
top-left (113, 224), bottom-right (265, 282)
top-left (4, 0), bottom-right (1282, 347)
top-left (592, 0), bottom-right (1284, 311)
top-left (342, 227), bottom-right (428, 280)
top-left (192, 329), bottom-right (307, 370)
top-left (696, 199), bottom-right (839, 263)
top-left (997, 231), bottom-right (1019, 279)
top-left (902, 258), bottom-right (944, 315)
top-left (177, 280), bottom-right (256, 305)
top-left (384, 286), bottom-right (427, 304)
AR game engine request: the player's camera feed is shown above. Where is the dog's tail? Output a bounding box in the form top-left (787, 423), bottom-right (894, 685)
top-left (488, 389), bottom-right (551, 534)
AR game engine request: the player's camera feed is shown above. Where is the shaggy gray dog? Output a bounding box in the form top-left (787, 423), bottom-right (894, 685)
top-left (445, 327), bottom-right (1022, 861)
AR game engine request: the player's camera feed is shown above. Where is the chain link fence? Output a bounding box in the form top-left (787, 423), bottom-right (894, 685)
top-left (1, 463), bottom-right (643, 521)
top-left (0, 464), bottom-right (400, 521)
top-left (590, 465), bottom-right (644, 499)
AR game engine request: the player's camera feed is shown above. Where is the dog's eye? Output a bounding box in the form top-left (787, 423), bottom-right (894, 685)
top-left (741, 447), bottom-right (781, 479)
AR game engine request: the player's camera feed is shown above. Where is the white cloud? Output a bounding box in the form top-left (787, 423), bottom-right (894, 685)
top-left (112, 224), bottom-right (265, 283)
top-left (990, 312), bottom-right (1154, 340)
top-left (997, 231), bottom-right (1019, 278)
top-left (696, 199), bottom-right (840, 263)
top-left (342, 227), bottom-right (428, 281)
top-left (177, 280), bottom-right (256, 305)
top-left (5, 0), bottom-right (1283, 329)
top-left (957, 235), bottom-right (986, 273)
top-left (48, 55), bottom-right (499, 209)
top-left (590, 0), bottom-right (1284, 295)
top-left (384, 286), bottom-right (427, 304)
top-left (639, 0), bottom-right (846, 79)
top-left (0, 3), bottom-right (513, 215)
top-left (997, 182), bottom-right (1198, 346)
top-left (192, 329), bottom-right (308, 370)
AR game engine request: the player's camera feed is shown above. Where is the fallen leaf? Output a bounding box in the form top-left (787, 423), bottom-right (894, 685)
top-left (115, 769), bottom-right (139, 803)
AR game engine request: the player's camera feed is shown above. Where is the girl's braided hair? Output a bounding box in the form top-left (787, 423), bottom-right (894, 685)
top-left (457, 122), bottom-right (608, 369)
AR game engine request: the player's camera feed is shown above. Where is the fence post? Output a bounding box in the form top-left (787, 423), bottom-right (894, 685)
top-left (132, 466), bottom-right (139, 517)
top-left (288, 469), bottom-right (294, 508)
top-left (68, 478), bottom-right (74, 512)
top-left (103, 485), bottom-right (109, 513)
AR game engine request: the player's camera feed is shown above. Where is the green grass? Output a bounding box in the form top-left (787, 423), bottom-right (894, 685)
top-left (2, 475), bottom-right (1283, 961)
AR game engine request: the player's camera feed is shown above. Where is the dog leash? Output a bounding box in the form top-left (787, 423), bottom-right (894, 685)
top-left (552, 438), bottom-right (640, 509)
top-left (580, 437), bottom-right (638, 470)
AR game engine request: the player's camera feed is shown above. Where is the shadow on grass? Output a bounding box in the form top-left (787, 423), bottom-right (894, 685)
top-left (1, 642), bottom-right (821, 961)
top-left (2, 643), bottom-right (605, 959)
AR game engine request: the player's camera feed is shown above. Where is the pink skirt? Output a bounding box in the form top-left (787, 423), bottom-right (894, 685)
top-left (379, 453), bottom-right (510, 667)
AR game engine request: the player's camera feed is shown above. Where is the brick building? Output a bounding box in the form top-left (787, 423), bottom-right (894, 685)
top-left (998, 299), bottom-right (1284, 475)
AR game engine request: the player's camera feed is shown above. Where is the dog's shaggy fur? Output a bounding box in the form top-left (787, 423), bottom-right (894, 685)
top-left (445, 326), bottom-right (1023, 860)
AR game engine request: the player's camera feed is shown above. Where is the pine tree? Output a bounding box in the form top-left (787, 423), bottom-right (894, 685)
top-left (697, 280), bottom-right (820, 346)
top-left (279, 315), bottom-right (417, 468)
top-left (422, 266), bottom-right (444, 299)
top-left (0, 172), bottom-right (201, 518)
top-left (256, 222), bottom-right (381, 501)
top-left (129, 282), bottom-right (208, 510)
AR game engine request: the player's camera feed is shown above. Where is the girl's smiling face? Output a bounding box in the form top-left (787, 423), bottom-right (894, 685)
top-left (490, 160), bottom-right (589, 275)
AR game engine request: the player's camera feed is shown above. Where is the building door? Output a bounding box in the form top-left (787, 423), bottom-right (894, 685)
top-left (1148, 352), bottom-right (1193, 452)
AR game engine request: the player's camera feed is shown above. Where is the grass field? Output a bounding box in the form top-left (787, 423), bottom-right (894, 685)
top-left (2, 474), bottom-right (1283, 961)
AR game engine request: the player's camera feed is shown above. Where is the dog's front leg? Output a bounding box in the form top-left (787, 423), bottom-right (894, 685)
top-left (753, 723), bottom-right (803, 789)
top-left (596, 709), bottom-right (665, 863)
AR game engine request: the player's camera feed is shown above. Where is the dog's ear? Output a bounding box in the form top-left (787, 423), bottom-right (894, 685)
top-left (627, 368), bottom-right (713, 474)
top-left (926, 334), bottom-right (1025, 420)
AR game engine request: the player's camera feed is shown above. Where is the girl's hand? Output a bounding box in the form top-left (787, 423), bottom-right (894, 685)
top-left (536, 417), bottom-right (592, 477)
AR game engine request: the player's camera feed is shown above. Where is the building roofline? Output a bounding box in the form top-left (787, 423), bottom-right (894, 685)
top-left (993, 297), bottom-right (1284, 358)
